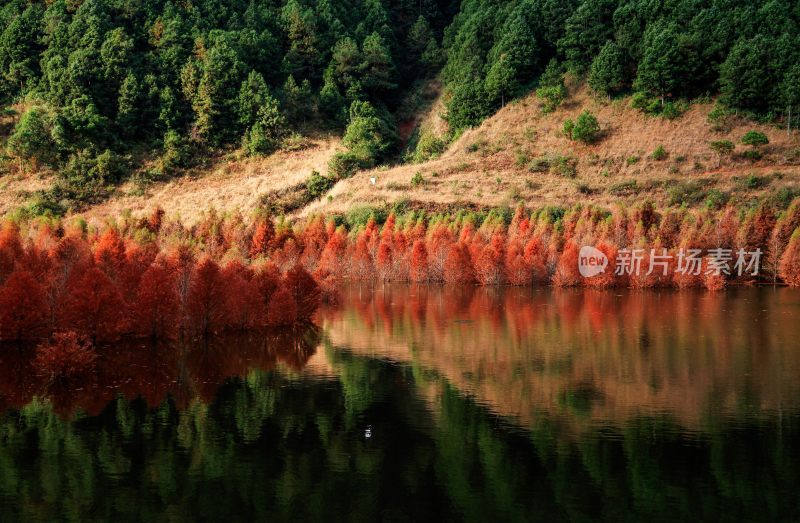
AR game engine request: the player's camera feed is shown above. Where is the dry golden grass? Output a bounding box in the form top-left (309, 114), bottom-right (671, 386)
top-left (301, 85), bottom-right (800, 217)
top-left (80, 135), bottom-right (340, 225)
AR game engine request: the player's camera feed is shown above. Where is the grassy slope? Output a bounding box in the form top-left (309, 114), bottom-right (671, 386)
top-left (2, 82), bottom-right (799, 225)
top-left (304, 84), bottom-right (800, 218)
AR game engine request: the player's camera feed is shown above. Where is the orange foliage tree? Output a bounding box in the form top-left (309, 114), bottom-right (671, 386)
top-left (59, 267), bottom-right (129, 342)
top-left (0, 269), bottom-right (49, 340)
top-left (779, 229), bottom-right (800, 287)
top-left (410, 240), bottom-right (429, 282)
top-left (266, 286), bottom-right (298, 326)
top-left (552, 241), bottom-right (581, 287)
top-left (134, 261), bottom-right (180, 338)
top-left (186, 257), bottom-right (230, 335)
top-left (284, 264), bottom-right (321, 320)
top-left (444, 243), bottom-right (474, 284)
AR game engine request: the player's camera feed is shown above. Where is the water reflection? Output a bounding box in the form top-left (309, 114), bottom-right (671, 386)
top-left (0, 327), bottom-right (321, 416)
top-left (0, 286), bottom-right (799, 521)
top-left (318, 285), bottom-right (800, 430)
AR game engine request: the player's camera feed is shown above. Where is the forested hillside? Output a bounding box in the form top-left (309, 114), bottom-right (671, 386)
top-left (442, 0), bottom-right (800, 129)
top-left (0, 0), bottom-right (453, 210)
top-left (1, 0), bottom-right (799, 216)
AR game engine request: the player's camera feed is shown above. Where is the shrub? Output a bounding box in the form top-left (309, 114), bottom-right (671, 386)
top-left (661, 101), bottom-right (682, 119)
top-left (741, 149), bottom-right (762, 161)
top-left (411, 171), bottom-right (426, 187)
top-left (626, 155), bottom-right (640, 166)
top-left (552, 155), bottom-right (577, 178)
top-left (569, 111), bottom-right (600, 143)
top-left (767, 187), bottom-right (800, 210)
top-left (306, 170), bottom-right (333, 200)
top-left (412, 128), bottom-right (446, 162)
top-left (709, 140), bottom-right (735, 156)
top-left (7, 105), bottom-right (58, 166)
top-left (341, 101), bottom-right (398, 167)
top-left (242, 102), bottom-right (287, 156)
top-left (667, 181), bottom-right (706, 206)
top-left (59, 149), bottom-right (129, 204)
top-left (735, 174), bottom-right (769, 190)
top-left (704, 189), bottom-right (729, 210)
top-left (609, 180), bottom-right (639, 196)
top-left (562, 119), bottom-right (575, 138)
top-left (537, 85), bottom-right (566, 114)
top-left (741, 131), bottom-right (769, 148)
top-left (346, 206), bottom-right (386, 228)
top-left (651, 145), bottom-right (667, 161)
top-left (630, 92), bottom-right (661, 114)
top-left (528, 157), bottom-right (550, 173)
top-left (161, 130), bottom-right (191, 171)
top-left (328, 151), bottom-right (364, 179)
top-left (708, 105), bottom-right (735, 132)
top-left (19, 190), bottom-right (67, 218)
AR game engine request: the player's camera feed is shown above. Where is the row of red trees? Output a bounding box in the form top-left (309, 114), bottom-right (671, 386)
top-left (2, 200), bottom-right (800, 342)
top-left (308, 200), bottom-right (800, 290)
top-left (0, 218), bottom-right (322, 342)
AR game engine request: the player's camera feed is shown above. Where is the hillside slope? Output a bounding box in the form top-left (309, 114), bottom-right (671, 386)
top-left (302, 85), bottom-right (800, 217)
top-left (3, 85), bottom-right (799, 224)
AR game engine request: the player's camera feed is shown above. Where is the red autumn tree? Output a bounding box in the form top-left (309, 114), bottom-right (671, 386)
top-left (444, 243), bottom-right (474, 284)
top-left (146, 207), bottom-right (165, 233)
top-left (118, 242), bottom-right (157, 302)
top-left (779, 229), bottom-right (800, 287)
top-left (250, 218), bottom-right (275, 258)
top-left (222, 260), bottom-right (264, 330)
top-left (253, 261), bottom-right (281, 311)
top-left (59, 267), bottom-right (129, 342)
top-left (702, 256), bottom-right (727, 291)
top-left (284, 264), bottom-right (322, 320)
top-left (427, 223), bottom-right (454, 282)
top-left (33, 331), bottom-right (97, 382)
top-left (523, 236), bottom-right (548, 284)
top-left (134, 262), bottom-right (180, 338)
top-left (768, 201), bottom-right (800, 279)
top-left (376, 238), bottom-right (395, 281)
top-left (0, 269), bottom-right (49, 340)
top-left (351, 233), bottom-right (376, 280)
top-left (266, 286), bottom-right (298, 326)
top-left (299, 216), bottom-right (328, 269)
top-left (583, 241), bottom-right (618, 289)
top-left (410, 240), bottom-right (429, 282)
top-left (316, 227), bottom-right (348, 282)
top-left (505, 239), bottom-right (532, 286)
top-left (94, 228), bottom-right (127, 280)
top-left (187, 257), bottom-right (228, 335)
top-left (552, 241), bottom-right (581, 287)
top-left (474, 232), bottom-right (506, 285)
top-left (737, 204), bottom-right (776, 253)
top-left (166, 244), bottom-right (195, 320)
top-left (0, 221), bottom-right (23, 283)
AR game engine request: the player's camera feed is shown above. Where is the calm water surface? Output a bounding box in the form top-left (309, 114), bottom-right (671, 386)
top-left (1, 285), bottom-right (800, 522)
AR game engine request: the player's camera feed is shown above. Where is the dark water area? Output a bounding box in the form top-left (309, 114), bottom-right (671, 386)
top-left (2, 285), bottom-right (800, 522)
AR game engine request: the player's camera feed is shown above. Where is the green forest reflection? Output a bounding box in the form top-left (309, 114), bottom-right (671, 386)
top-left (2, 286), bottom-right (800, 522)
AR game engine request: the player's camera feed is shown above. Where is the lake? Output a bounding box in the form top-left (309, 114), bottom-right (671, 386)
top-left (2, 285), bottom-right (800, 522)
